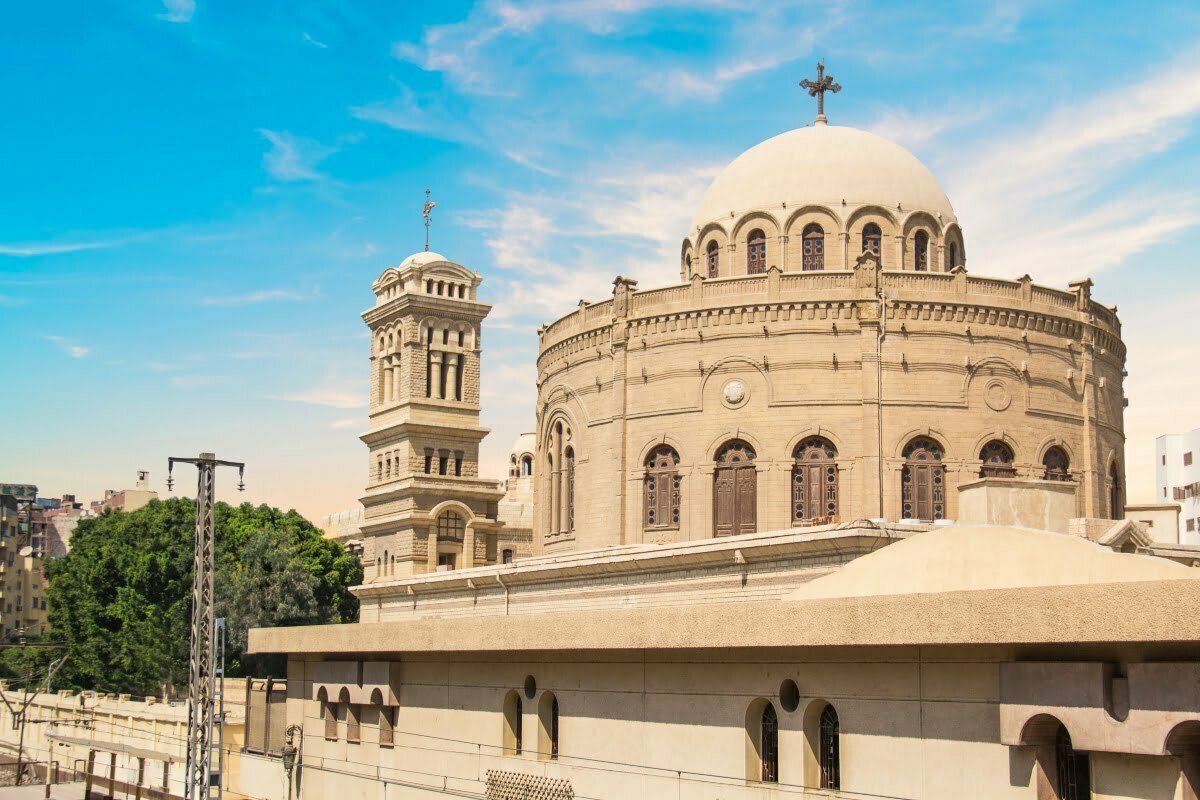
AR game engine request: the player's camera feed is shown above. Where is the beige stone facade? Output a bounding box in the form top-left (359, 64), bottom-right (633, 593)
top-left (534, 123), bottom-right (1126, 553)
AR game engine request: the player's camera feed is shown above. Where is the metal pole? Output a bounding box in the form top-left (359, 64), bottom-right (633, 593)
top-left (167, 453), bottom-right (244, 800)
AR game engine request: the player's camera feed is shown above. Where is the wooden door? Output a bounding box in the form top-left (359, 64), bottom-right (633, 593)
top-left (714, 468), bottom-right (736, 536)
top-left (913, 465), bottom-right (932, 521)
top-left (735, 467), bottom-right (757, 535)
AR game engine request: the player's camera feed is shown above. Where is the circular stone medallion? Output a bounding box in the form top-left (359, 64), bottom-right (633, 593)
top-left (984, 380), bottom-right (1011, 412)
top-left (722, 380), bottom-right (748, 408)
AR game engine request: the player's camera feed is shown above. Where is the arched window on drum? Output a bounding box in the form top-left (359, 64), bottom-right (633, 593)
top-left (862, 223), bottom-right (882, 259)
top-left (747, 229), bottom-right (767, 275)
top-left (979, 440), bottom-right (1016, 478)
top-left (706, 240), bottom-right (720, 279)
top-left (644, 446), bottom-right (681, 531)
top-left (914, 230), bottom-right (929, 271)
top-left (792, 437), bottom-right (838, 524)
top-left (802, 223), bottom-right (824, 271)
top-left (1043, 446), bottom-right (1070, 481)
top-left (902, 437), bottom-right (945, 521)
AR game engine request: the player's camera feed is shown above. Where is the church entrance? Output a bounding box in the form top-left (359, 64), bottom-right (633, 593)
top-left (714, 440), bottom-right (756, 536)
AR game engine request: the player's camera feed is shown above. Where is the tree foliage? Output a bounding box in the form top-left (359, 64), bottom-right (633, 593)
top-left (44, 498), bottom-right (361, 695)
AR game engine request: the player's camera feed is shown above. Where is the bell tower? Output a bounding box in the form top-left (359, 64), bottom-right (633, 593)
top-left (359, 251), bottom-right (504, 579)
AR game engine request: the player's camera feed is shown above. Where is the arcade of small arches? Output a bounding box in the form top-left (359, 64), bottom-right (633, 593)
top-left (683, 208), bottom-right (965, 280)
top-left (544, 418), bottom-right (576, 537)
top-left (372, 317), bottom-right (479, 405)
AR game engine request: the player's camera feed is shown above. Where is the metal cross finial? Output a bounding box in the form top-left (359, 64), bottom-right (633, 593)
top-left (799, 60), bottom-right (842, 125)
top-left (422, 188), bottom-right (438, 252)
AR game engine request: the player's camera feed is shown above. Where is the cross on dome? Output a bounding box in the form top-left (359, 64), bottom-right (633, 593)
top-left (422, 188), bottom-right (438, 252)
top-left (799, 60), bottom-right (841, 125)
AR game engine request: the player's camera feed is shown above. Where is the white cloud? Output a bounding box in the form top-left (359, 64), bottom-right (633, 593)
top-left (170, 375), bottom-right (224, 389)
top-left (258, 129), bottom-right (335, 182)
top-left (158, 0), bottom-right (195, 23)
top-left (350, 88), bottom-right (479, 146)
top-left (329, 418), bottom-right (359, 429)
top-left (275, 382), bottom-right (366, 409)
top-left (42, 335), bottom-right (90, 359)
top-left (302, 32), bottom-right (328, 49)
top-left (199, 289), bottom-right (308, 306)
top-left (934, 52), bottom-right (1200, 281)
top-left (0, 235), bottom-right (140, 257)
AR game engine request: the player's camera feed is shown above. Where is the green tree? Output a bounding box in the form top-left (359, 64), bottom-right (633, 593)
top-left (45, 498), bottom-right (361, 695)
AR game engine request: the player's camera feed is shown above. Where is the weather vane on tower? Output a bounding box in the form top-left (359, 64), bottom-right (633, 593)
top-left (800, 61), bottom-right (841, 125)
top-left (422, 188), bottom-right (438, 252)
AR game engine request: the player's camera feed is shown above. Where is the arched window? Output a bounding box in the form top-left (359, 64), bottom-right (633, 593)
top-left (902, 437), bottom-right (945, 521)
top-left (503, 690), bottom-right (523, 756)
top-left (802, 223), bottom-right (824, 271)
top-left (1043, 447), bottom-right (1070, 481)
top-left (747, 229), bottom-right (767, 274)
top-left (948, 241), bottom-right (959, 269)
top-left (914, 230), bottom-right (929, 271)
top-left (538, 692), bottom-right (559, 760)
top-left (685, 254), bottom-right (692, 275)
top-left (340, 687), bottom-right (360, 744)
top-left (565, 446), bottom-right (575, 532)
top-left (521, 455), bottom-right (533, 477)
top-left (979, 440), bottom-right (1016, 478)
top-left (760, 703), bottom-right (779, 783)
top-left (792, 437), bottom-right (838, 524)
top-left (706, 241), bottom-right (719, 279)
top-left (1109, 461), bottom-right (1122, 519)
top-left (819, 705), bottom-right (840, 790)
top-left (371, 688), bottom-right (393, 747)
top-left (644, 446), bottom-right (681, 530)
top-left (1055, 725), bottom-right (1091, 800)
top-left (862, 223), bottom-right (882, 258)
top-left (319, 687), bottom-right (337, 740)
top-left (714, 440), bottom-right (756, 537)
top-left (436, 511), bottom-right (465, 541)
top-left (547, 421), bottom-right (575, 536)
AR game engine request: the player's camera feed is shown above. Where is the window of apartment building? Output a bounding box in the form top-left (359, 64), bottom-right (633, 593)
top-left (1186, 452), bottom-right (1194, 466)
top-left (1188, 519), bottom-right (1196, 533)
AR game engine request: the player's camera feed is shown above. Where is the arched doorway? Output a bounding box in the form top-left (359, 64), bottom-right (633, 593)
top-left (902, 437), bottom-right (946, 521)
top-left (792, 437), bottom-right (838, 524)
top-left (714, 440), bottom-right (756, 536)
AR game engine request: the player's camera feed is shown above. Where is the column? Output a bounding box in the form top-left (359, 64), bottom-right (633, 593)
top-left (446, 353), bottom-right (460, 401)
top-left (461, 523), bottom-right (476, 569)
top-left (430, 353), bottom-right (444, 400)
top-left (549, 427), bottom-right (560, 534)
top-left (391, 359), bottom-right (401, 401)
top-left (894, 235), bottom-right (904, 271)
top-left (383, 364), bottom-right (393, 403)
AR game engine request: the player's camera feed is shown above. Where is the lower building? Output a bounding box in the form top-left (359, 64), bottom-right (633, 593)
top-left (249, 505), bottom-right (1200, 800)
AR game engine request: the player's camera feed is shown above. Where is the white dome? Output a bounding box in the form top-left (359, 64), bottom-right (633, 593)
top-left (399, 251), bottom-right (450, 269)
top-left (690, 125), bottom-right (955, 235)
top-left (511, 432), bottom-right (536, 458)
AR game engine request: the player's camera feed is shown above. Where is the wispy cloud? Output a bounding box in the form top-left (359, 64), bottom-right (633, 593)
top-left (258, 129), bottom-right (335, 182)
top-left (275, 381), bottom-right (366, 409)
top-left (199, 288), bottom-right (310, 306)
top-left (350, 87), bottom-right (479, 146)
top-left (302, 32), bottom-right (328, 49)
top-left (0, 235), bottom-right (141, 257)
top-left (170, 375), bottom-right (224, 390)
top-left (329, 418), bottom-right (358, 429)
top-left (42, 335), bottom-right (90, 359)
top-left (0, 294), bottom-right (26, 307)
top-left (927, 51), bottom-right (1200, 281)
top-left (158, 0), bottom-right (195, 24)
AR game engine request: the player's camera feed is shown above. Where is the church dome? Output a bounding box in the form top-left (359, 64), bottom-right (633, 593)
top-left (690, 125), bottom-right (956, 235)
top-left (399, 251), bottom-right (450, 269)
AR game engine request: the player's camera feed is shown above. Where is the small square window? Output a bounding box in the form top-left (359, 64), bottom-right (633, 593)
top-left (1186, 452), bottom-right (1194, 467)
top-left (1188, 519), bottom-right (1196, 533)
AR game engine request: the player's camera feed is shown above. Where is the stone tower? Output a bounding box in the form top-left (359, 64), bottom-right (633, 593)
top-left (359, 251), bottom-right (504, 580)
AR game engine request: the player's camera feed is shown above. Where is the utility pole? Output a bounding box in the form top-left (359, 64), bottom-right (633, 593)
top-left (167, 453), bottom-right (244, 800)
top-left (0, 637), bottom-right (66, 786)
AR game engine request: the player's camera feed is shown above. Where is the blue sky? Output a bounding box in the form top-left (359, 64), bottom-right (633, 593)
top-left (2, 0), bottom-right (1199, 520)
